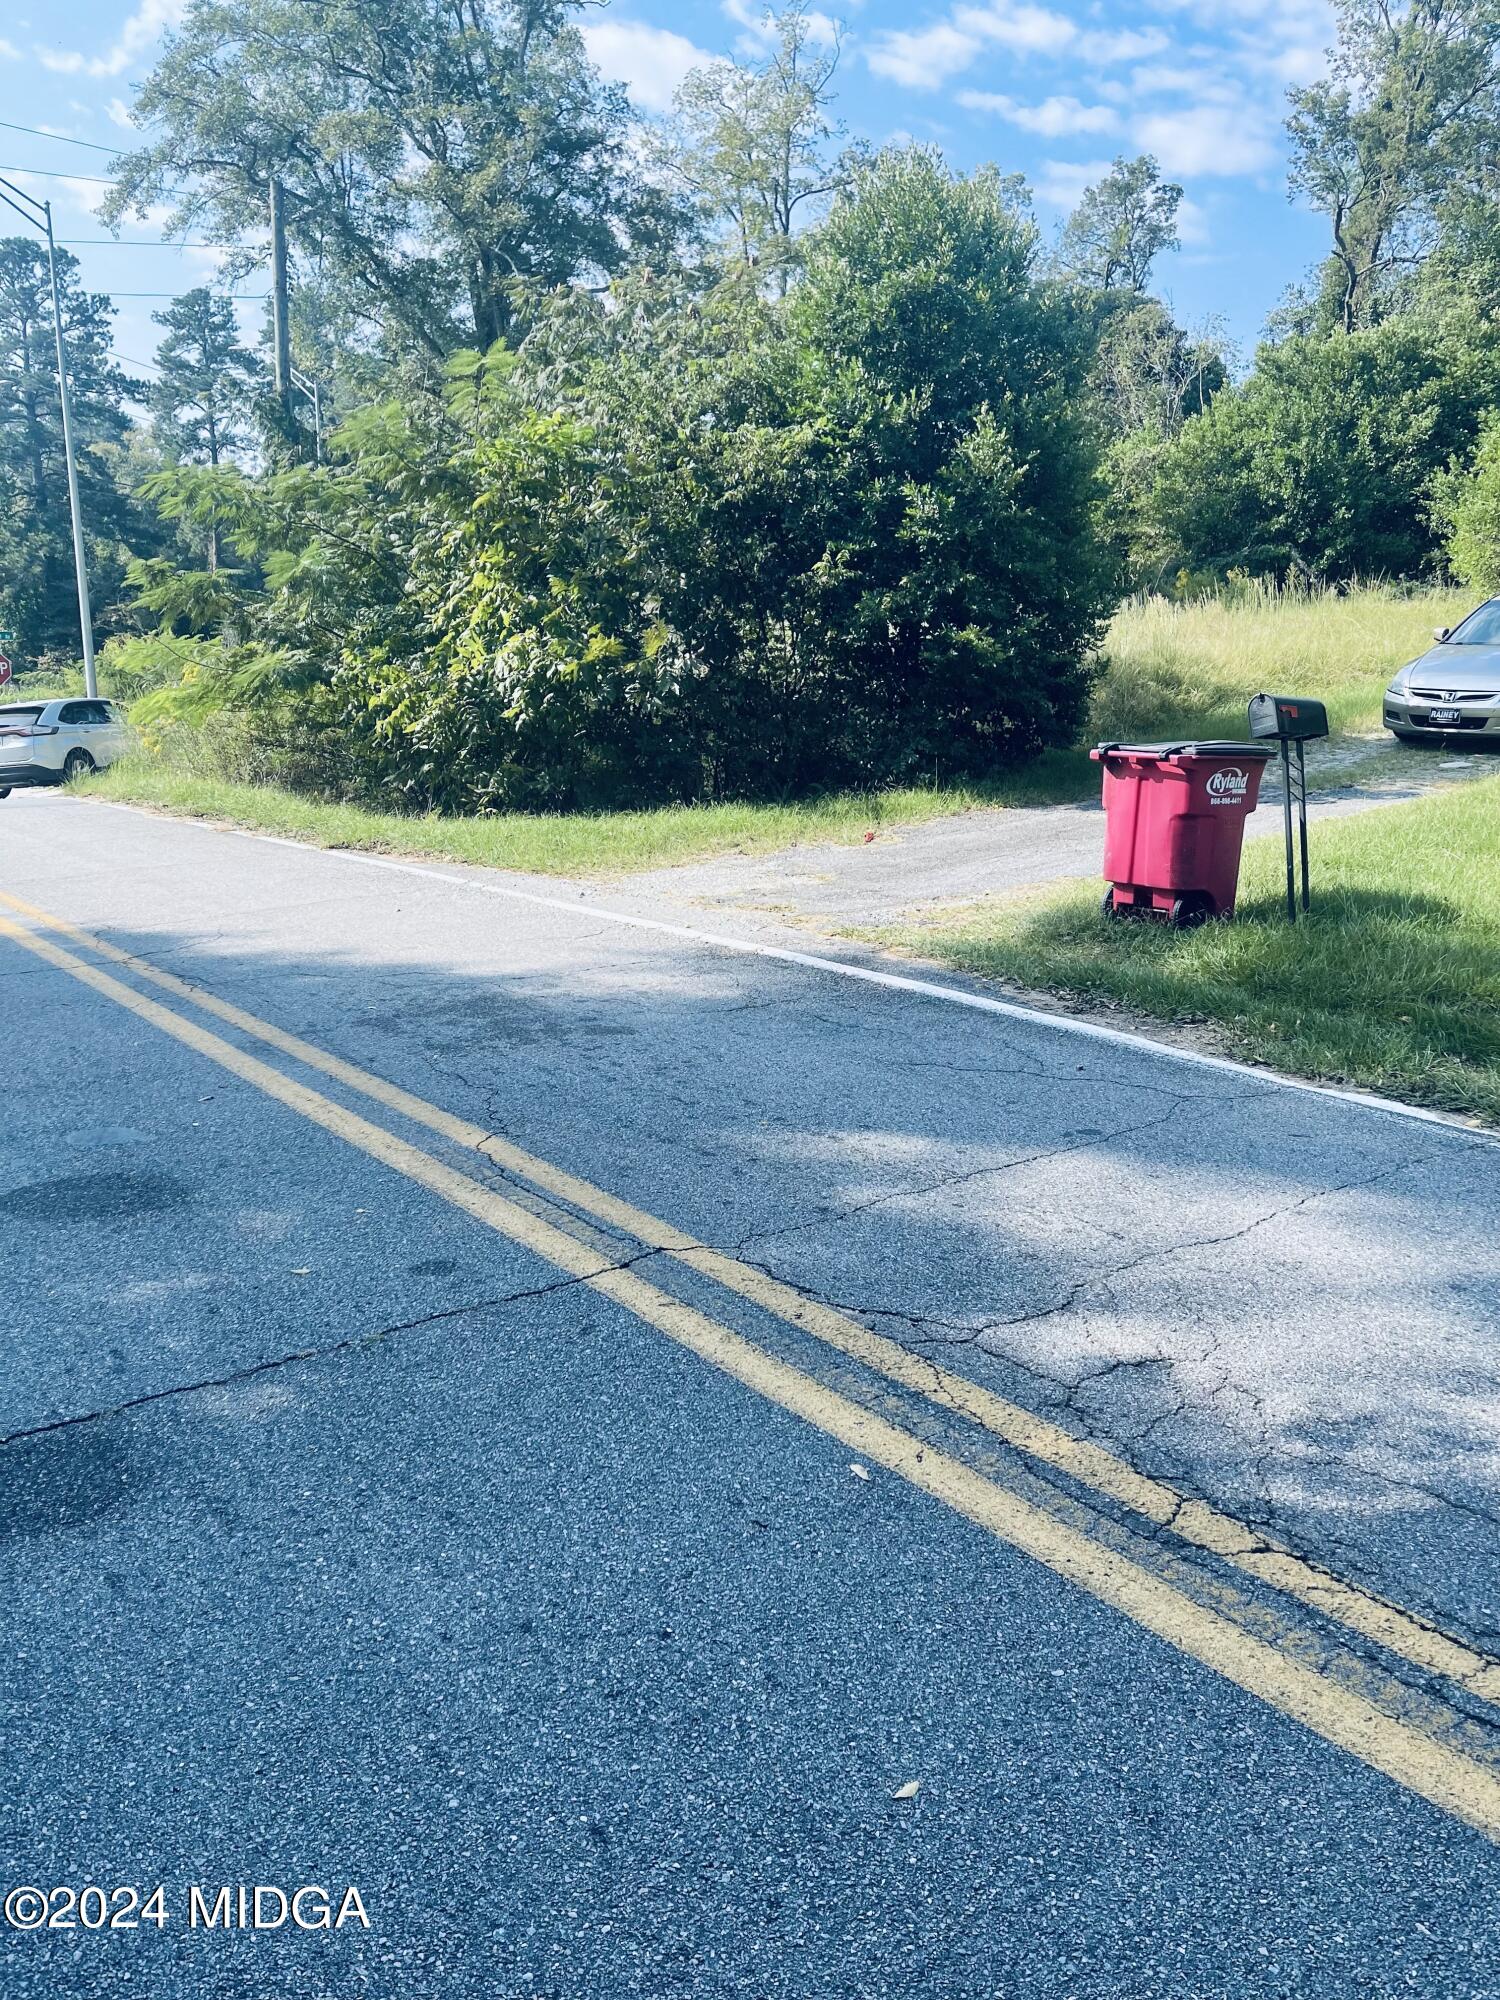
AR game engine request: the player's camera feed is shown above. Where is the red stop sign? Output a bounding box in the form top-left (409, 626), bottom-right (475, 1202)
top-left (0, 655), bottom-right (11, 687)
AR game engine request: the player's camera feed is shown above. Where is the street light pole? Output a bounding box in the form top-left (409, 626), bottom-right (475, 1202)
top-left (0, 172), bottom-right (100, 698)
top-left (43, 200), bottom-right (98, 699)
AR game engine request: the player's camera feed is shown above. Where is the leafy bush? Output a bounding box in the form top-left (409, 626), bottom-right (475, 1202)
top-left (1433, 413), bottom-right (1500, 593)
top-left (126, 151), bottom-right (1117, 814)
top-left (1147, 318), bottom-right (1500, 584)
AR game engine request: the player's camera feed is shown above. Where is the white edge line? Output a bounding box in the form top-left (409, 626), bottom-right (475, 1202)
top-left (69, 795), bottom-right (1497, 1147)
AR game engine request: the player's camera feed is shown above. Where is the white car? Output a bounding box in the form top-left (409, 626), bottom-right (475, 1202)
top-left (0, 697), bottom-right (130, 797)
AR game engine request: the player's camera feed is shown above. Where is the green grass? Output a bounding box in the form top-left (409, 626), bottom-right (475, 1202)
top-left (1094, 582), bottom-right (1470, 744)
top-left (80, 750), bottom-right (1094, 878)
top-left (875, 777), bottom-right (1500, 1122)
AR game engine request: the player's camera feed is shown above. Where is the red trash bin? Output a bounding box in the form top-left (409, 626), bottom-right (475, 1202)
top-left (1090, 740), bottom-right (1276, 927)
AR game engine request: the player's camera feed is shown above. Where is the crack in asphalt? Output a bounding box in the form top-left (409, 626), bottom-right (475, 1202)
top-left (0, 1251), bottom-right (665, 1456)
top-left (729, 1099), bottom-right (1194, 1258)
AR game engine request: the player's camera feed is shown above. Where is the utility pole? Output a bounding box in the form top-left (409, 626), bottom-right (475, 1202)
top-left (269, 177), bottom-right (293, 433)
top-left (44, 202), bottom-right (97, 699)
top-left (0, 173), bottom-right (98, 697)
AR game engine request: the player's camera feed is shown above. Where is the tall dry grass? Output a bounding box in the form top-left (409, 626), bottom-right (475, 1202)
top-left (1093, 581), bottom-right (1475, 743)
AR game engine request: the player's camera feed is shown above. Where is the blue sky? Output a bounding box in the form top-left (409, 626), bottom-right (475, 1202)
top-left (1, 0), bottom-right (1336, 390)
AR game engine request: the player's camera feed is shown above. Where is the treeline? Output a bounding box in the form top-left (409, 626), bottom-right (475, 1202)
top-left (3, 0), bottom-right (1500, 812)
top-left (1102, 0), bottom-right (1500, 595)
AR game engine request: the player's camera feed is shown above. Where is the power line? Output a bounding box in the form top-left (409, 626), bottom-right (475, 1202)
top-left (0, 162), bottom-right (120, 184)
top-left (110, 289), bottom-right (269, 298)
top-left (61, 236), bottom-right (243, 248)
top-left (0, 162), bottom-right (193, 195)
top-left (0, 118), bottom-right (124, 155)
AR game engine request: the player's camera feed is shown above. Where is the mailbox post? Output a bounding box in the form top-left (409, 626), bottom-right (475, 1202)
top-left (1247, 694), bottom-right (1329, 922)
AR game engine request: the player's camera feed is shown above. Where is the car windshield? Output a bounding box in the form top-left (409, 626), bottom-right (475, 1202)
top-left (1447, 600), bottom-right (1500, 646)
top-left (0, 707), bottom-right (43, 729)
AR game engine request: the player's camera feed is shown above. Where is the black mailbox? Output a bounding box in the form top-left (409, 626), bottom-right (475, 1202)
top-left (1248, 693), bottom-right (1329, 741)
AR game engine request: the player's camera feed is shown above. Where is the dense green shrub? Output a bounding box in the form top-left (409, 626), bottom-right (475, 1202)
top-left (132, 150), bottom-right (1117, 813)
top-left (1433, 413), bottom-right (1500, 593)
top-left (1147, 318), bottom-right (1500, 585)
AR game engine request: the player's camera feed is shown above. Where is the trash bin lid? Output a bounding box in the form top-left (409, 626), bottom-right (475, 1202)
top-left (1093, 740), bottom-right (1276, 760)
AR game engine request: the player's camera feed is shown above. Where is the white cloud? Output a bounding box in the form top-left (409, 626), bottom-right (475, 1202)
top-left (1129, 62), bottom-right (1211, 96)
top-left (1034, 157), bottom-right (1114, 208)
top-left (36, 0), bottom-right (186, 78)
top-left (1262, 38), bottom-right (1330, 84)
top-left (1134, 101), bottom-right (1277, 176)
top-left (0, 37), bottom-right (20, 59)
top-left (958, 89), bottom-right (1118, 136)
top-left (1152, 0), bottom-right (1333, 83)
top-left (954, 2), bottom-right (1075, 55)
top-left (867, 21), bottom-right (979, 88)
top-left (1077, 26), bottom-right (1168, 64)
top-left (870, 0), bottom-right (1078, 86)
top-left (869, 0), bottom-right (1170, 91)
top-left (106, 96), bottom-right (135, 128)
top-left (580, 18), bottom-right (712, 114)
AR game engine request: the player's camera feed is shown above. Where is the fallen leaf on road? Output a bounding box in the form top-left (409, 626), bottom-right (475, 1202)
top-left (891, 1781), bottom-right (921, 1800)
top-left (863, 830), bottom-right (876, 843)
top-left (849, 1462), bottom-right (871, 1481)
top-left (289, 1267), bottom-right (311, 1276)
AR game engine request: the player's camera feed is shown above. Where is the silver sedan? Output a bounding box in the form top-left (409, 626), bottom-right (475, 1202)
top-left (1384, 597), bottom-right (1500, 741)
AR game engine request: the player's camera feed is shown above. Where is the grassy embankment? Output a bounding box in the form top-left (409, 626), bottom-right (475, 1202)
top-left (75, 757), bottom-right (1086, 878)
top-left (877, 776), bottom-right (1500, 1122)
top-left (78, 582), bottom-right (1469, 875)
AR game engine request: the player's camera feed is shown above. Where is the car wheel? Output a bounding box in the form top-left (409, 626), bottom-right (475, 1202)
top-left (62, 749), bottom-right (96, 781)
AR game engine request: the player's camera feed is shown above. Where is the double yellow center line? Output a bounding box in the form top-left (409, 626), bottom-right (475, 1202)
top-left (4, 887), bottom-right (1498, 1841)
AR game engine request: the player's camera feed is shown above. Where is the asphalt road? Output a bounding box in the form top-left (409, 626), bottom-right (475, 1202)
top-left (3, 791), bottom-right (1499, 2000)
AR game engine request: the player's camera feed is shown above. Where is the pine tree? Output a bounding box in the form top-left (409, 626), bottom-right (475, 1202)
top-left (0, 239), bottom-right (138, 665)
top-left (150, 287), bottom-right (262, 468)
top-left (150, 287), bottom-right (264, 568)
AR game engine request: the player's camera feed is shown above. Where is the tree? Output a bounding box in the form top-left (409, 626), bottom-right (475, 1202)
top-left (148, 287), bottom-right (264, 569)
top-left (663, 4), bottom-right (853, 290)
top-left (127, 150), bottom-right (1116, 810)
top-left (1432, 413), bottom-right (1500, 589)
top-left (151, 288), bottom-right (262, 469)
top-left (446, 150), bottom-right (1115, 797)
top-left (149, 288), bottom-right (260, 569)
top-left (1056, 156), bottom-right (1182, 296)
top-left (1092, 303), bottom-right (1233, 589)
top-left (104, 0), bottom-right (687, 363)
top-left (1287, 0), bottom-right (1500, 331)
top-left (1093, 300), bottom-right (1230, 438)
top-left (1146, 317), bottom-right (1500, 582)
top-left (0, 239), bottom-right (139, 664)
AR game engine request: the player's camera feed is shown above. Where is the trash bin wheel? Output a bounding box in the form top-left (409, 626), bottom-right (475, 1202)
top-left (1170, 892), bottom-right (1214, 930)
